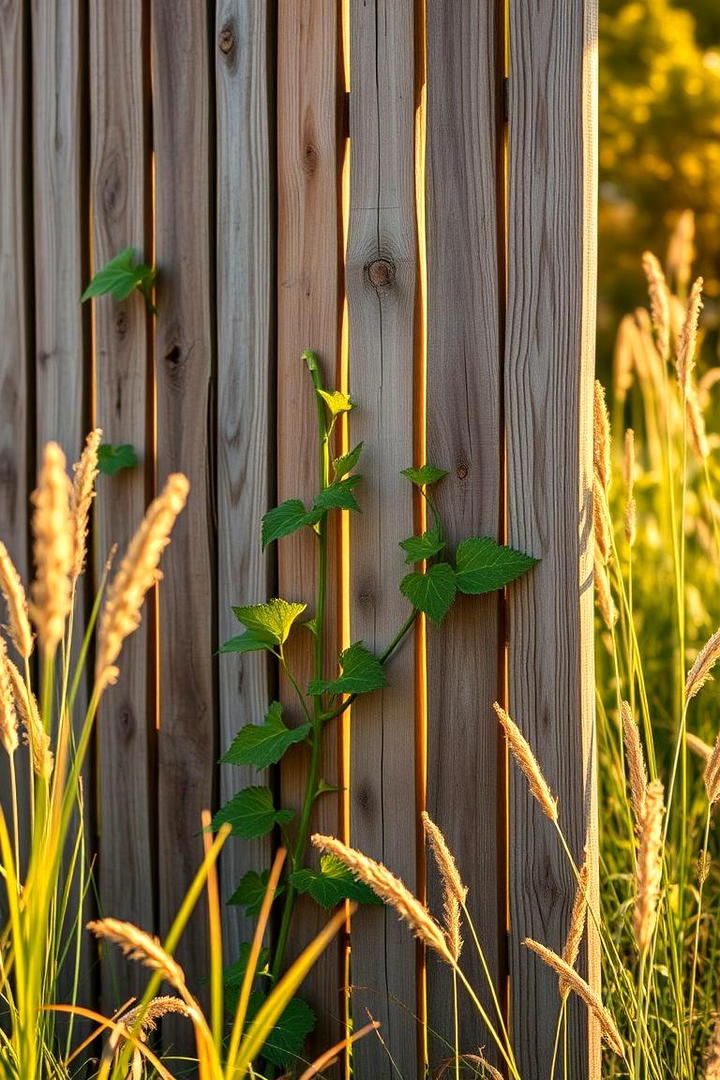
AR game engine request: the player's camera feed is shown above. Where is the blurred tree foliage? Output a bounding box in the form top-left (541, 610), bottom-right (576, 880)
top-left (599, 0), bottom-right (720, 369)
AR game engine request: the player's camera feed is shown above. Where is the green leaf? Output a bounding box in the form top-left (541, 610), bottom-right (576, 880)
top-left (312, 476), bottom-right (361, 513)
top-left (223, 946), bottom-right (270, 1012)
top-left (97, 443), bottom-right (138, 477)
top-left (400, 562), bottom-right (456, 624)
top-left (81, 247), bottom-right (156, 306)
top-left (233, 599), bottom-right (307, 646)
top-left (219, 628), bottom-right (277, 655)
top-left (454, 537), bottom-right (538, 595)
top-left (399, 526), bottom-right (445, 564)
top-left (308, 641), bottom-right (388, 696)
top-left (317, 389), bottom-right (353, 416)
top-left (245, 994), bottom-right (316, 1069)
top-left (333, 442), bottom-right (363, 479)
top-left (401, 464), bottom-right (448, 487)
top-left (290, 855), bottom-right (383, 909)
top-left (212, 786), bottom-right (294, 839)
top-left (221, 702), bottom-right (311, 769)
top-left (228, 872), bottom-right (284, 918)
top-left (261, 499), bottom-right (322, 548)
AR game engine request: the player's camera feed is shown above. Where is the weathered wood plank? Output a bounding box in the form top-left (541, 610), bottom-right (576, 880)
top-left (152, 0), bottom-right (215, 1046)
top-left (89, 0), bottom-right (153, 1010)
top-left (424, 1), bottom-right (505, 1069)
top-left (346, 3), bottom-right (418, 1075)
top-left (505, 1), bottom-right (599, 1075)
top-left (31, 0), bottom-right (94, 1020)
top-left (215, 0), bottom-right (274, 962)
top-left (276, 0), bottom-right (343, 1055)
top-left (0, 0), bottom-right (31, 868)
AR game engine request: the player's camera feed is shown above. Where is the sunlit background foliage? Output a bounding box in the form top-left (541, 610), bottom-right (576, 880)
top-left (599, 0), bottom-right (720, 368)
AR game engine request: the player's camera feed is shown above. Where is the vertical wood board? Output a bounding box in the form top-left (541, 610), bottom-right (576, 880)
top-left (215, 0), bottom-right (274, 960)
top-left (89, 0), bottom-right (153, 1008)
top-left (347, 2), bottom-right (418, 1075)
top-left (424, 1), bottom-right (505, 1067)
top-left (504, 1), bottom-right (599, 1075)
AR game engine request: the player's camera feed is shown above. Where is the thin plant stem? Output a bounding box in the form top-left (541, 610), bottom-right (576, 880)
top-left (688, 802), bottom-right (712, 1029)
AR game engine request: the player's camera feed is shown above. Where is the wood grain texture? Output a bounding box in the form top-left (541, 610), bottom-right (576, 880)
top-left (0, 0), bottom-right (31, 856)
top-left (424, 1), bottom-right (505, 1068)
top-left (215, 0), bottom-right (274, 961)
top-left (504, 1), bottom-right (599, 1076)
top-left (346, 3), bottom-right (418, 1075)
top-left (89, 0), bottom-right (153, 1009)
top-left (276, 0), bottom-right (343, 1055)
top-left (152, 0), bottom-right (215, 1049)
top-left (31, 0), bottom-right (94, 1019)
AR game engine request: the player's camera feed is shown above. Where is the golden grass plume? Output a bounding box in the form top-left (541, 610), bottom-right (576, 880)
top-left (675, 277), bottom-right (703, 393)
top-left (593, 380), bottom-right (611, 492)
top-left (560, 861), bottom-right (589, 999)
top-left (6, 655), bottom-right (52, 780)
top-left (703, 733), bottom-right (720, 805)
top-left (594, 554), bottom-right (618, 630)
top-left (95, 474), bottom-right (189, 692)
top-left (686, 628), bottom-right (720, 702)
top-left (421, 811), bottom-right (467, 960)
top-left (492, 702), bottom-right (558, 822)
top-left (523, 938), bottom-right (623, 1056)
top-left (0, 637), bottom-right (18, 755)
top-left (633, 779), bottom-right (664, 953)
top-left (29, 443), bottom-right (74, 655)
top-left (71, 428), bottom-right (102, 582)
top-left (311, 834), bottom-right (452, 962)
top-left (621, 701), bottom-right (647, 829)
top-left (0, 542), bottom-right (32, 658)
top-left (120, 996), bottom-right (191, 1038)
top-left (87, 919), bottom-right (186, 992)
top-left (641, 251), bottom-right (671, 362)
top-left (666, 209), bottom-right (695, 293)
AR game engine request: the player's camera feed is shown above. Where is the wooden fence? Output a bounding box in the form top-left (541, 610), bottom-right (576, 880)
top-left (0, 1), bottom-right (598, 1076)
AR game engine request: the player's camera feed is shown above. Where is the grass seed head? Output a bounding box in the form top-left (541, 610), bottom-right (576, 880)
top-left (29, 443), bottom-right (74, 656)
top-left (492, 703), bottom-right (558, 822)
top-left (675, 277), bottom-right (703, 393)
top-left (0, 638), bottom-right (18, 755)
top-left (621, 701), bottom-right (648, 830)
top-left (560, 861), bottom-right (589, 999)
top-left (88, 919), bottom-right (186, 991)
top-left (642, 251), bottom-right (671, 362)
top-left (593, 380), bottom-right (612, 492)
top-left (633, 779), bottom-right (664, 953)
top-left (703, 733), bottom-right (720, 805)
top-left (686, 628), bottom-right (720, 703)
top-left (5, 655), bottom-right (52, 780)
top-left (71, 428), bottom-right (102, 582)
top-left (311, 834), bottom-right (452, 963)
top-left (0, 542), bottom-right (33, 658)
top-left (96, 474), bottom-right (189, 692)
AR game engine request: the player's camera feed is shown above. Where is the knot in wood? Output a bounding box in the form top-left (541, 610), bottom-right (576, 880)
top-left (367, 259), bottom-right (395, 289)
top-left (456, 463), bottom-right (468, 480)
top-left (218, 26), bottom-right (235, 55)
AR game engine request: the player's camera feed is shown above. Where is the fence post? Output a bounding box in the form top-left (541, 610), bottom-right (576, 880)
top-left (505, 1), bottom-right (599, 1076)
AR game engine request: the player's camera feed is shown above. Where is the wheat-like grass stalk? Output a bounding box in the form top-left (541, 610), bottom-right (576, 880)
top-left (593, 478), bottom-right (612, 565)
top-left (594, 553), bottom-right (618, 629)
top-left (87, 919), bottom-right (186, 992)
top-left (311, 834), bottom-right (452, 962)
top-left (687, 387), bottom-right (710, 460)
top-left (633, 779), bottom-right (664, 953)
top-left (613, 315), bottom-right (637, 404)
top-left (0, 637), bottom-right (18, 756)
top-left (703, 733), bottom-right (720, 805)
top-left (421, 811), bottom-right (467, 960)
top-left (666, 208), bottom-right (695, 293)
top-left (621, 701), bottom-right (647, 829)
top-left (706, 1015), bottom-right (720, 1079)
top-left (71, 428), bottom-right (102, 582)
top-left (687, 731), bottom-right (713, 761)
top-left (0, 542), bottom-right (33, 658)
top-left (29, 443), bottom-right (74, 656)
top-left (95, 474), bottom-right (189, 691)
top-left (120, 996), bottom-right (191, 1038)
top-left (559, 861), bottom-right (589, 999)
top-left (642, 251), bottom-right (671, 361)
top-left (686, 628), bottom-right (720, 702)
top-left (6, 654), bottom-right (52, 780)
top-left (675, 277), bottom-right (703, 393)
top-left (523, 938), bottom-right (623, 1055)
top-left (492, 703), bottom-right (558, 822)
top-left (593, 380), bottom-right (612, 492)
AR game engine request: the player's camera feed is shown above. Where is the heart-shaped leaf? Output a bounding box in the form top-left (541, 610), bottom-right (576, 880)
top-left (97, 443), bottom-right (138, 477)
top-left (212, 786), bottom-right (294, 839)
top-left (308, 641), bottom-right (388, 696)
top-left (261, 499), bottom-right (323, 548)
top-left (399, 526), bottom-right (445, 564)
top-left (333, 442), bottom-right (363, 479)
top-left (221, 702), bottom-right (310, 769)
top-left (312, 476), bottom-right (361, 513)
top-left (401, 464), bottom-right (448, 487)
top-left (400, 562), bottom-right (456, 624)
top-left (290, 855), bottom-right (383, 909)
top-left (228, 872), bottom-right (284, 918)
top-left (219, 628), bottom-right (277, 655)
top-left (454, 537), bottom-right (538, 595)
top-left (81, 247), bottom-right (156, 306)
top-left (233, 599), bottom-right (307, 646)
